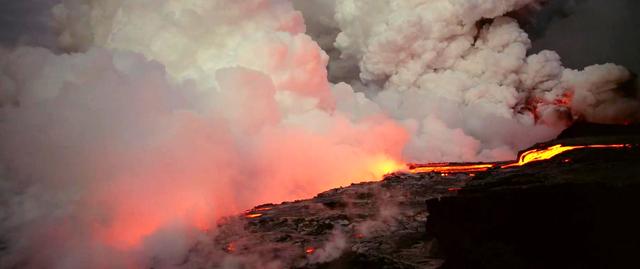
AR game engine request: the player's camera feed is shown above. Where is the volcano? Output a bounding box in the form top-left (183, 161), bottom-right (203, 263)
top-left (3, 1), bottom-right (640, 268)
top-left (181, 122), bottom-right (640, 268)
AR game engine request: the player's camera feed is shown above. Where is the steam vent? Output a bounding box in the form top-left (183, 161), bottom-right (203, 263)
top-left (2, 1), bottom-right (640, 268)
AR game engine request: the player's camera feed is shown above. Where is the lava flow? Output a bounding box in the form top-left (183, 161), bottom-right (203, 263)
top-left (244, 205), bottom-right (275, 219)
top-left (406, 144), bottom-right (633, 175)
top-left (501, 144), bottom-right (630, 168)
top-left (408, 163), bottom-right (496, 174)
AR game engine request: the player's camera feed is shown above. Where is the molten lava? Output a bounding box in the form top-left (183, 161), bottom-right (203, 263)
top-left (243, 205), bottom-right (273, 219)
top-left (502, 144), bottom-right (630, 168)
top-left (408, 163), bottom-right (496, 174)
top-left (305, 247), bottom-right (316, 255)
top-left (406, 144), bottom-right (632, 175)
top-left (245, 213), bottom-right (263, 219)
top-left (371, 158), bottom-right (405, 178)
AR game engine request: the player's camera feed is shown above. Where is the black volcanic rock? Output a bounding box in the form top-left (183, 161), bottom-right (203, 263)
top-left (185, 173), bottom-right (469, 268)
top-left (557, 122), bottom-right (640, 139)
top-left (426, 144), bottom-right (640, 269)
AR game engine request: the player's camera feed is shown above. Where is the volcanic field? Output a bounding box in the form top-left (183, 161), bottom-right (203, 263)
top-left (182, 123), bottom-right (640, 269)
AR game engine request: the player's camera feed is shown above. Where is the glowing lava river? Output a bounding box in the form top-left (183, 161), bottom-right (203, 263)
top-left (405, 143), bottom-right (634, 175)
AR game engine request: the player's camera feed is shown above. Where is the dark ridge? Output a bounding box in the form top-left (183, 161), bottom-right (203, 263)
top-left (428, 182), bottom-right (640, 269)
top-left (556, 122), bottom-right (640, 139)
top-left (426, 142), bottom-right (640, 269)
top-left (315, 251), bottom-right (415, 269)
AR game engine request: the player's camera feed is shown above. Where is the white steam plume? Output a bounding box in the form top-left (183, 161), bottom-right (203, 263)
top-left (0, 0), bottom-right (637, 268)
top-left (1, 1), bottom-right (406, 268)
top-left (326, 0), bottom-right (638, 160)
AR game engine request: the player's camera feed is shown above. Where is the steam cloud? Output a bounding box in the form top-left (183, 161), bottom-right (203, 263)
top-left (0, 0), bottom-right (637, 268)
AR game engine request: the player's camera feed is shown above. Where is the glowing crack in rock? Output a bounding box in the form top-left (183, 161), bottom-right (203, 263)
top-left (245, 213), bottom-right (264, 219)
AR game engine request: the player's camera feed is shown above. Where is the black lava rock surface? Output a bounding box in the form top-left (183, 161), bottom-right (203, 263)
top-left (427, 141), bottom-right (640, 269)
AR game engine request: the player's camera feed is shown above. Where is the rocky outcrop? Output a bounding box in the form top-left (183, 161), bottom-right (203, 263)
top-left (186, 173), bottom-right (468, 268)
top-left (426, 144), bottom-right (640, 269)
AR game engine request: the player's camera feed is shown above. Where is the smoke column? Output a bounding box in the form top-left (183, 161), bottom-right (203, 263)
top-left (0, 0), bottom-right (637, 268)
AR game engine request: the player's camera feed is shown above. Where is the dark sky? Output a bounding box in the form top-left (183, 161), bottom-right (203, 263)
top-left (0, 0), bottom-right (59, 48)
top-left (0, 0), bottom-right (638, 73)
top-left (527, 0), bottom-right (640, 75)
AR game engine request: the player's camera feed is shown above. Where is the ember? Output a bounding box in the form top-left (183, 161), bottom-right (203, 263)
top-left (225, 243), bottom-right (236, 253)
top-left (305, 247), bottom-right (316, 255)
top-left (245, 213), bottom-right (263, 219)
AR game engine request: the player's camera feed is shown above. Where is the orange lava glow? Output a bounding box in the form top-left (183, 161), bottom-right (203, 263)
top-left (305, 247), bottom-right (316, 255)
top-left (225, 243), bottom-right (236, 253)
top-left (408, 163), bottom-right (495, 174)
top-left (406, 144), bottom-right (633, 176)
top-left (96, 203), bottom-right (212, 250)
top-left (100, 220), bottom-right (159, 250)
top-left (502, 144), bottom-right (629, 168)
top-left (370, 157), bottom-right (406, 179)
top-left (97, 143), bottom-right (630, 253)
top-left (98, 219), bottom-right (209, 251)
top-left (88, 177), bottom-right (219, 251)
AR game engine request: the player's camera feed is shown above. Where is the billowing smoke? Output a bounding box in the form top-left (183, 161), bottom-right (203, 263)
top-left (325, 0), bottom-right (638, 160)
top-left (0, 0), bottom-right (637, 268)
